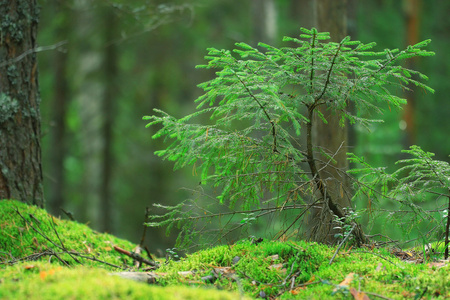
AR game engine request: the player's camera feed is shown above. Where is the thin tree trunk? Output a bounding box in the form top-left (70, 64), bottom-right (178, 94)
top-left (251, 0), bottom-right (277, 45)
top-left (100, 7), bottom-right (118, 232)
top-left (402, 0), bottom-right (421, 147)
top-left (346, 0), bottom-right (358, 150)
top-left (48, 0), bottom-right (71, 215)
top-left (0, 0), bottom-right (44, 207)
top-left (74, 1), bottom-right (103, 227)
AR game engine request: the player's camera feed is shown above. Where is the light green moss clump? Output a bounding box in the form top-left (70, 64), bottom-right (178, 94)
top-left (0, 199), bottom-right (136, 268)
top-left (0, 200), bottom-right (249, 299)
top-left (0, 261), bottom-right (246, 300)
top-left (158, 238), bottom-right (450, 299)
top-left (158, 239), bottom-right (332, 298)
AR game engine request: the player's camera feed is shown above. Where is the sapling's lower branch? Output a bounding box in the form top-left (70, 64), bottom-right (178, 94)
top-left (315, 42), bottom-right (343, 104)
top-left (234, 72), bottom-right (278, 153)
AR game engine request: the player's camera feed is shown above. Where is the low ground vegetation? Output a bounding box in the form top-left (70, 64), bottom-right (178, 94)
top-left (1, 200), bottom-right (450, 299)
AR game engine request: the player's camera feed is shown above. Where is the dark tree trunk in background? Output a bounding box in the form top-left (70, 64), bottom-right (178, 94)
top-left (74, 2), bottom-right (103, 227)
top-left (346, 0), bottom-right (358, 149)
top-left (0, 0), bottom-right (44, 207)
top-left (100, 7), bottom-right (118, 232)
top-left (290, 0), bottom-right (315, 29)
top-left (48, 0), bottom-right (70, 215)
top-left (309, 0), bottom-right (358, 244)
top-left (251, 0), bottom-right (277, 45)
top-left (314, 0), bottom-right (349, 199)
top-left (402, 0), bottom-right (421, 147)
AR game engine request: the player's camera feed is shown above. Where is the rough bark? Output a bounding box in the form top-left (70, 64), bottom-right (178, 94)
top-left (308, 0), bottom-right (366, 244)
top-left (0, 0), bottom-right (44, 207)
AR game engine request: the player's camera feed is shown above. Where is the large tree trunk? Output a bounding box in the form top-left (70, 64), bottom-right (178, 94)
top-left (0, 0), bottom-right (44, 207)
top-left (309, 0), bottom-right (364, 244)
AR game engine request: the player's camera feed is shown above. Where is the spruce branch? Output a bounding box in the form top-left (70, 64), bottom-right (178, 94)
top-left (314, 39), bottom-right (344, 106)
top-left (309, 29), bottom-right (317, 94)
top-left (233, 71), bottom-right (278, 153)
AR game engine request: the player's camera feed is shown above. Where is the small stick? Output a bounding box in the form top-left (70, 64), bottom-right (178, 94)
top-left (444, 194), bottom-right (450, 259)
top-left (114, 245), bottom-right (159, 268)
top-left (139, 207), bottom-right (151, 247)
top-left (329, 224), bottom-right (356, 265)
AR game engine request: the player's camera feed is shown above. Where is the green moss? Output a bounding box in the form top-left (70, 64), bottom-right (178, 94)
top-left (157, 239), bottom-right (333, 298)
top-left (0, 200), bottom-right (136, 269)
top-left (2, 199), bottom-right (450, 299)
top-left (157, 239), bottom-right (450, 299)
top-left (0, 200), bottom-right (250, 299)
top-left (0, 261), bottom-right (247, 300)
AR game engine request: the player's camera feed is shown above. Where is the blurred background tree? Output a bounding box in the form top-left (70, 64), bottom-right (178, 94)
top-left (36, 0), bottom-right (450, 252)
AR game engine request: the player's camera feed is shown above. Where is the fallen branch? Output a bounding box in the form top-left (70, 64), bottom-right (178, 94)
top-left (113, 245), bottom-right (159, 268)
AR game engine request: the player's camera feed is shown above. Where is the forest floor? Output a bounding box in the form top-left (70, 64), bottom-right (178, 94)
top-left (1, 200), bottom-right (449, 299)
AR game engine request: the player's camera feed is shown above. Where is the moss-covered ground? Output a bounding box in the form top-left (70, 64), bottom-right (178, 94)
top-left (1, 200), bottom-right (449, 299)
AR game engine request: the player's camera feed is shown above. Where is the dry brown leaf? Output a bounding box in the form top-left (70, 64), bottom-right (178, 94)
top-left (211, 267), bottom-right (236, 279)
top-left (23, 265), bottom-right (36, 270)
top-left (339, 272), bottom-right (355, 287)
top-left (83, 242), bottom-right (92, 253)
top-left (269, 263), bottom-right (284, 270)
top-left (290, 287), bottom-right (305, 295)
top-left (350, 287), bottom-right (370, 300)
top-left (268, 254), bottom-right (279, 260)
top-left (427, 261), bottom-right (448, 269)
top-left (402, 291), bottom-right (415, 298)
top-left (333, 272), bottom-right (355, 292)
top-left (31, 237), bottom-right (39, 248)
top-left (375, 262), bottom-right (385, 272)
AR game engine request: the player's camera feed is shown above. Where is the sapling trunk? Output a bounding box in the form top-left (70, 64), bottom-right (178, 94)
top-left (306, 105), bottom-right (367, 246)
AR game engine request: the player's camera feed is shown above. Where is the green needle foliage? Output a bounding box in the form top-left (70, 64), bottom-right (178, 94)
top-left (143, 28), bottom-right (434, 248)
top-left (349, 146), bottom-right (450, 258)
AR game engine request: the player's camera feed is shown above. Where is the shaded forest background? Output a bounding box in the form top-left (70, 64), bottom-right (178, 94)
top-left (37, 0), bottom-right (450, 253)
